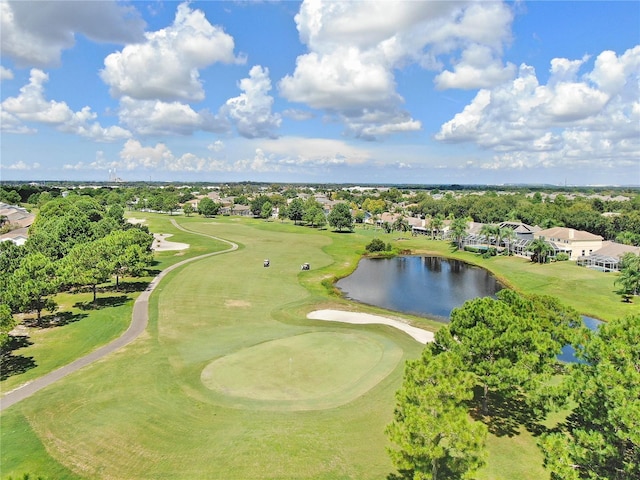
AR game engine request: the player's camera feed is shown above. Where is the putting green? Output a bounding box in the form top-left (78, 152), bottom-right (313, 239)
top-left (201, 331), bottom-right (403, 410)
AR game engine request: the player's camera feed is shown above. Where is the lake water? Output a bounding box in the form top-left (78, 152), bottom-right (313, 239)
top-left (337, 255), bottom-right (601, 362)
top-left (336, 256), bottom-right (503, 321)
top-left (558, 316), bottom-right (602, 363)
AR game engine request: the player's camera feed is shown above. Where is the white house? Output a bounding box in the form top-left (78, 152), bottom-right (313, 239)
top-left (534, 227), bottom-right (603, 261)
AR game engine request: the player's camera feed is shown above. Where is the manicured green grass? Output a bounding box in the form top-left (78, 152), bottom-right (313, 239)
top-left (1, 213), bottom-right (231, 394)
top-left (2, 215), bottom-right (633, 479)
top-left (1, 290), bottom-right (134, 393)
top-left (2, 216), bottom-right (423, 479)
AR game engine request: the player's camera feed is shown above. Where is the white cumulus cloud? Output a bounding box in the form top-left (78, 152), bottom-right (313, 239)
top-left (0, 65), bottom-right (13, 80)
top-left (1, 68), bottom-right (131, 142)
top-left (279, 0), bottom-right (515, 140)
top-left (118, 97), bottom-right (229, 136)
top-left (100, 2), bottom-right (241, 102)
top-left (221, 65), bottom-right (281, 139)
top-left (1, 0), bottom-right (145, 68)
top-left (436, 46), bottom-right (640, 171)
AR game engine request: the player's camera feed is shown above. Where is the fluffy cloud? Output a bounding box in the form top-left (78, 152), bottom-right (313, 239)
top-left (118, 97), bottom-right (229, 136)
top-left (1, 69), bottom-right (131, 142)
top-left (436, 46), bottom-right (640, 170)
top-left (86, 136), bottom-right (371, 176)
top-left (0, 66), bottom-right (13, 80)
top-left (2, 160), bottom-right (41, 170)
top-left (258, 136), bottom-right (371, 166)
top-left (434, 44), bottom-right (516, 89)
top-left (1, 0), bottom-right (145, 68)
top-left (221, 66), bottom-right (281, 139)
top-left (279, 0), bottom-right (515, 139)
top-left (101, 2), bottom-right (241, 102)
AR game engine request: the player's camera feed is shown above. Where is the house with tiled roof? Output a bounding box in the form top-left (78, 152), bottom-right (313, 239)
top-left (0, 202), bottom-right (35, 245)
top-left (577, 242), bottom-right (640, 272)
top-left (534, 227), bottom-right (603, 261)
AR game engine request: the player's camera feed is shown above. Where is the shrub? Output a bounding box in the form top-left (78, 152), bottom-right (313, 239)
top-left (555, 252), bottom-right (570, 261)
top-left (366, 238), bottom-right (386, 252)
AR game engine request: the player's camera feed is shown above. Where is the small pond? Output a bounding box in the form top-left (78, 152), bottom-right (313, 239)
top-left (337, 255), bottom-right (602, 363)
top-left (336, 256), bottom-right (503, 321)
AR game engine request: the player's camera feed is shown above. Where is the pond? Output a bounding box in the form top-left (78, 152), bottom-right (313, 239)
top-left (558, 316), bottom-right (602, 363)
top-left (337, 255), bottom-right (602, 362)
top-left (336, 256), bottom-right (503, 321)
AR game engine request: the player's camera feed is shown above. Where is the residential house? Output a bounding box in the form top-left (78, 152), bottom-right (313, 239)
top-left (0, 202), bottom-right (35, 245)
top-left (534, 227), bottom-right (603, 261)
top-left (577, 242), bottom-right (640, 272)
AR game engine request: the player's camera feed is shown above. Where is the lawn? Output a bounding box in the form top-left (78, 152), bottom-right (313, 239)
top-left (1, 215), bottom-right (635, 479)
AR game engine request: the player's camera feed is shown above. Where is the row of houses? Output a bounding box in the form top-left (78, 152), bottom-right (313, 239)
top-left (3, 196), bottom-right (637, 272)
top-left (409, 216), bottom-right (639, 272)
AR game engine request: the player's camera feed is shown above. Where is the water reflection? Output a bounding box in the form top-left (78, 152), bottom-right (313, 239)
top-left (558, 316), bottom-right (602, 363)
top-left (336, 256), bottom-right (503, 321)
top-left (337, 256), bottom-right (602, 363)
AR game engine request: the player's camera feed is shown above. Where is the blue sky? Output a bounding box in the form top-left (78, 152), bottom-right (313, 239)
top-left (1, 0), bottom-right (638, 185)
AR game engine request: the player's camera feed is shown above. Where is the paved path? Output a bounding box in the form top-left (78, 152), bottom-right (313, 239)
top-left (0, 220), bottom-right (237, 412)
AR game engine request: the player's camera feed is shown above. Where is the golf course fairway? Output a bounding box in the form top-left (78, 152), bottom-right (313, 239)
top-left (1, 216), bottom-right (427, 479)
top-left (1, 215), bottom-right (555, 479)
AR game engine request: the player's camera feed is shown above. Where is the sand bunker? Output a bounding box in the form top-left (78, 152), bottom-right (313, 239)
top-left (153, 233), bottom-right (190, 251)
top-left (307, 310), bottom-right (434, 344)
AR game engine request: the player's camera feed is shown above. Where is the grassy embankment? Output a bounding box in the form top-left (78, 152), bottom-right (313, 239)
top-left (1, 214), bottom-right (637, 479)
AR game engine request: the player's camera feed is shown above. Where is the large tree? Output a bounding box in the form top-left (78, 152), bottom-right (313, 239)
top-left (102, 229), bottom-right (154, 289)
top-left (260, 201), bottom-right (274, 220)
top-left (198, 197), bottom-right (220, 217)
top-left (479, 224), bottom-right (500, 246)
top-left (449, 217), bottom-right (469, 250)
top-left (387, 348), bottom-right (487, 480)
top-left (429, 214), bottom-right (444, 240)
top-left (287, 198), bottom-right (304, 225)
top-left (0, 303), bottom-right (17, 348)
top-left (434, 290), bottom-right (574, 416)
top-left (327, 203), bottom-right (354, 232)
top-left (6, 253), bottom-right (59, 325)
top-left (540, 315), bottom-right (640, 480)
top-left (60, 240), bottom-right (114, 304)
top-left (250, 195), bottom-right (271, 217)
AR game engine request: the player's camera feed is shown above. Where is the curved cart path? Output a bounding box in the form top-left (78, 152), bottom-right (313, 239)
top-left (1, 220), bottom-right (237, 412)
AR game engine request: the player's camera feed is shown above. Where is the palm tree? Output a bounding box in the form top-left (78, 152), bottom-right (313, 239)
top-left (392, 216), bottom-right (410, 236)
top-left (500, 227), bottom-right (517, 255)
top-left (428, 214), bottom-right (444, 240)
top-left (527, 238), bottom-right (552, 264)
top-left (450, 217), bottom-right (469, 250)
top-left (479, 224), bottom-right (499, 247)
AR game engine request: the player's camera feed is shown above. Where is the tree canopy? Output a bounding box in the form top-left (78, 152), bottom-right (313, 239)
top-left (387, 348), bottom-right (487, 480)
top-left (434, 290), bottom-right (578, 417)
top-left (327, 203), bottom-right (353, 232)
top-left (540, 315), bottom-right (640, 480)
top-left (198, 197), bottom-right (220, 217)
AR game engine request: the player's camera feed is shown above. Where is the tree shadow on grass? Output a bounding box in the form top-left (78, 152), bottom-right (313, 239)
top-left (0, 335), bottom-right (37, 380)
top-left (470, 387), bottom-right (549, 438)
top-left (24, 311), bottom-right (88, 329)
top-left (104, 281), bottom-right (150, 294)
top-left (74, 295), bottom-right (129, 311)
